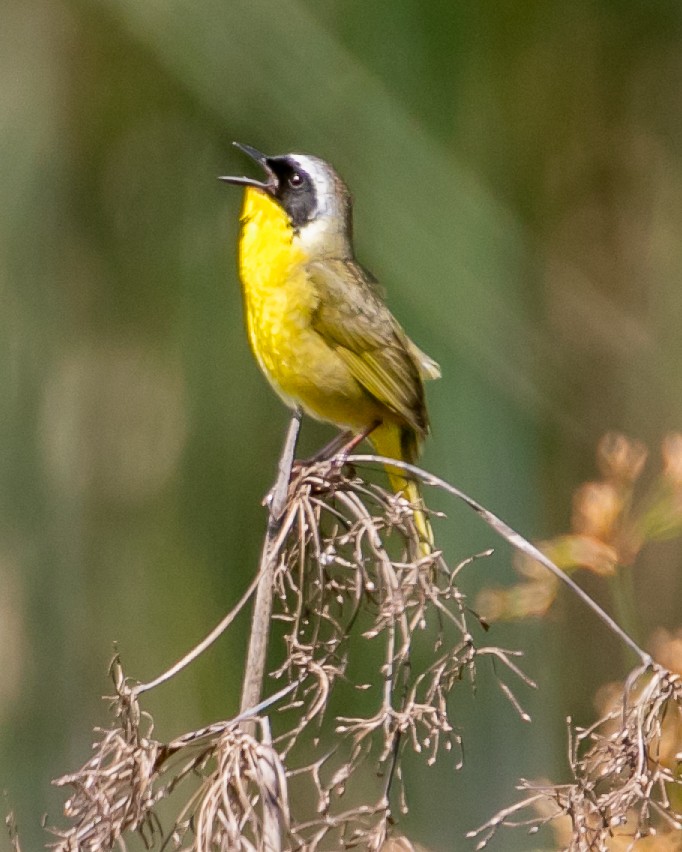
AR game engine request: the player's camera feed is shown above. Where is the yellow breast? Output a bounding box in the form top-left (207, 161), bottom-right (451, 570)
top-left (238, 188), bottom-right (314, 395)
top-left (236, 188), bottom-right (383, 430)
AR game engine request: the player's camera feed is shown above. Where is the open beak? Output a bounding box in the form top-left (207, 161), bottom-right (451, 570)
top-left (218, 142), bottom-right (275, 190)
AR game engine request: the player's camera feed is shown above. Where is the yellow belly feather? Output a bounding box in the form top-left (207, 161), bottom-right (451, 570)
top-left (238, 188), bottom-right (382, 431)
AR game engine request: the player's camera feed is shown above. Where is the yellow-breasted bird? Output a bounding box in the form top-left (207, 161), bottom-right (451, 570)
top-left (220, 143), bottom-right (440, 555)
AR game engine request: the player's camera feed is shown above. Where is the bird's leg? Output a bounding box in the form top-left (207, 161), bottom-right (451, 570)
top-left (303, 421), bottom-right (380, 467)
top-left (320, 421), bottom-right (379, 473)
top-left (321, 421), bottom-right (381, 482)
top-left (284, 430), bottom-right (353, 491)
top-left (294, 422), bottom-right (380, 494)
top-left (294, 422), bottom-right (380, 484)
top-left (337, 421), bottom-right (380, 457)
top-left (302, 429), bottom-right (355, 464)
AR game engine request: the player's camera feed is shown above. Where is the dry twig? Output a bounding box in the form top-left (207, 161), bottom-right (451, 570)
top-left (468, 663), bottom-right (682, 850)
top-left (50, 454), bottom-right (531, 850)
top-left (49, 446), bottom-right (681, 851)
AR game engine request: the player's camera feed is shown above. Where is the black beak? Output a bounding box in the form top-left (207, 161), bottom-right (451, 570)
top-left (218, 142), bottom-right (275, 190)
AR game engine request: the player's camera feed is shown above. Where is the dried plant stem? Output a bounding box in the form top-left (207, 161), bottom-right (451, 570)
top-left (349, 453), bottom-right (652, 667)
top-left (468, 661), bottom-right (682, 848)
top-left (133, 567), bottom-right (264, 696)
top-left (48, 438), bottom-right (682, 851)
top-left (240, 409), bottom-right (302, 715)
top-left (609, 564), bottom-right (642, 667)
top-left (52, 451), bottom-right (609, 850)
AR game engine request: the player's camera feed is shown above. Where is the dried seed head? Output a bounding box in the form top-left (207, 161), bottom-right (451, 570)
top-left (662, 433), bottom-right (682, 488)
top-left (597, 432), bottom-right (648, 485)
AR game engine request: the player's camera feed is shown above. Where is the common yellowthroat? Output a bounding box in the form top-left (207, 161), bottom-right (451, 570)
top-left (221, 143), bottom-right (440, 554)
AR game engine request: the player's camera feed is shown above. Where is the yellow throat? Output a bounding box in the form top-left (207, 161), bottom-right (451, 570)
top-left (237, 187), bottom-right (311, 406)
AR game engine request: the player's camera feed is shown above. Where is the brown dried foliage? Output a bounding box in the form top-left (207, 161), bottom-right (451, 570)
top-left (50, 459), bottom-right (531, 850)
top-left (477, 432), bottom-right (682, 623)
top-left (48, 446), bottom-right (682, 850)
top-left (469, 664), bottom-right (682, 851)
top-left (50, 661), bottom-right (161, 850)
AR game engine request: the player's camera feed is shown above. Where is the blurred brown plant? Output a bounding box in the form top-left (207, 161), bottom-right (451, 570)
top-left (469, 433), bottom-right (682, 850)
top-left (477, 432), bottom-right (682, 623)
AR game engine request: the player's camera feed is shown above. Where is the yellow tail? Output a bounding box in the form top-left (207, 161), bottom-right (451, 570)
top-left (370, 423), bottom-right (434, 558)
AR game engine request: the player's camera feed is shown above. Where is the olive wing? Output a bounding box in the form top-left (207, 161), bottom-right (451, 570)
top-left (307, 258), bottom-right (429, 437)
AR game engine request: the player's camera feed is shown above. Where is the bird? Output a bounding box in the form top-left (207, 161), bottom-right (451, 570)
top-left (220, 143), bottom-right (440, 556)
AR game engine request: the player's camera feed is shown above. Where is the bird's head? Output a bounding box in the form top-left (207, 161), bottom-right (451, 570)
top-left (221, 143), bottom-right (353, 258)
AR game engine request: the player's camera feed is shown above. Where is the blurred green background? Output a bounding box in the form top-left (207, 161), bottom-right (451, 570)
top-left (3, 0), bottom-right (682, 848)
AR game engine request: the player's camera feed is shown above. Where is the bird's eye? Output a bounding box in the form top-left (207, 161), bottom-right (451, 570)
top-left (289, 172), bottom-right (303, 189)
